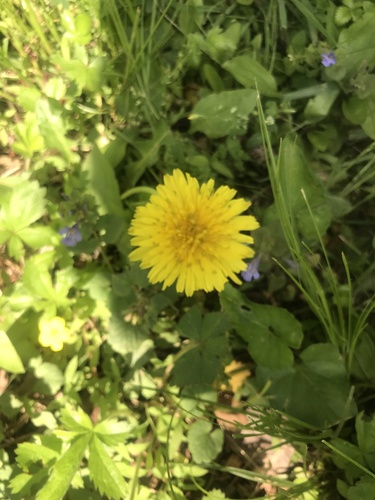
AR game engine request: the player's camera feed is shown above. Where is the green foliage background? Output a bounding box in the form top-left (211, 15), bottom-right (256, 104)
top-left (0, 0), bottom-right (375, 499)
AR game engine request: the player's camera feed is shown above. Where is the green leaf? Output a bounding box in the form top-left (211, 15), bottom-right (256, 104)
top-left (36, 433), bottom-right (92, 500)
top-left (172, 307), bottom-right (230, 386)
top-left (257, 343), bottom-right (357, 427)
top-left (82, 144), bottom-right (124, 216)
top-left (0, 330), bottom-right (25, 373)
top-left (16, 442), bottom-right (59, 469)
top-left (22, 256), bottom-right (56, 301)
top-left (205, 490), bottom-right (228, 500)
top-left (304, 83), bottom-right (340, 121)
top-left (356, 412), bottom-right (375, 471)
top-left (348, 477), bottom-right (375, 500)
top-left (187, 420), bottom-right (224, 463)
top-left (89, 434), bottom-right (128, 500)
top-left (107, 314), bottom-right (149, 357)
top-left (35, 98), bottom-right (77, 163)
top-left (333, 8), bottom-right (375, 80)
top-left (343, 91), bottom-right (375, 140)
top-left (189, 89), bottom-right (257, 138)
top-left (223, 54), bottom-right (279, 97)
top-left (94, 419), bottom-right (130, 446)
top-left (0, 178), bottom-right (46, 234)
top-left (60, 407), bottom-right (93, 433)
top-left (18, 225), bottom-right (58, 249)
top-left (278, 136), bottom-right (332, 239)
top-left (220, 285), bottom-right (303, 369)
top-left (125, 121), bottom-right (170, 188)
top-left (33, 362), bottom-right (64, 395)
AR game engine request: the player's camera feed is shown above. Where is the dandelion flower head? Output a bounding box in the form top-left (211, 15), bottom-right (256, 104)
top-left (128, 169), bottom-right (260, 296)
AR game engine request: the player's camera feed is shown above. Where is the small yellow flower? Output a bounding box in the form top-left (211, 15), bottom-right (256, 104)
top-left (128, 169), bottom-right (259, 296)
top-left (38, 316), bottom-right (73, 352)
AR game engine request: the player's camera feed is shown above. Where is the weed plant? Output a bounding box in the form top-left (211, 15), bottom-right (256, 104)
top-left (0, 1), bottom-right (375, 499)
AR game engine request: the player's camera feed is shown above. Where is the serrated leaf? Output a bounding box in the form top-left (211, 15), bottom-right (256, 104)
top-left (16, 442), bottom-right (59, 469)
top-left (189, 89), bottom-right (257, 138)
top-left (223, 54), bottom-right (278, 97)
top-left (89, 434), bottom-right (128, 500)
top-left (94, 419), bottom-right (130, 446)
top-left (60, 407), bottom-right (93, 433)
top-left (187, 420), bottom-right (224, 463)
top-left (36, 433), bottom-right (91, 500)
top-left (0, 330), bottom-right (25, 373)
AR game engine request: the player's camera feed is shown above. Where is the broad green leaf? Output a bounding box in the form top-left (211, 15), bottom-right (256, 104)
top-left (107, 314), bottom-right (148, 356)
top-left (257, 343), bottom-right (357, 427)
top-left (94, 419), bottom-right (130, 446)
top-left (304, 83), bottom-right (340, 121)
top-left (35, 98), bottom-right (77, 163)
top-left (36, 433), bottom-right (92, 500)
top-left (5, 309), bottom-right (40, 366)
top-left (89, 434), bottom-right (128, 500)
top-left (82, 144), bottom-right (124, 216)
top-left (22, 256), bottom-right (56, 301)
top-left (187, 420), bottom-right (224, 463)
top-left (33, 362), bottom-right (64, 395)
top-left (172, 307), bottom-right (230, 386)
top-left (189, 89), bottom-right (257, 138)
top-left (60, 407), bottom-right (93, 433)
top-left (16, 442), bottom-right (59, 469)
top-left (343, 91), bottom-right (375, 140)
top-left (0, 330), bottom-right (25, 373)
top-left (18, 225), bottom-right (58, 249)
top-left (348, 477), bottom-right (375, 500)
top-left (278, 136), bottom-right (332, 239)
top-left (356, 412), bottom-right (375, 471)
top-left (223, 54), bottom-right (278, 97)
top-left (220, 285), bottom-right (303, 369)
top-left (332, 7), bottom-right (375, 81)
top-left (0, 178), bottom-right (46, 234)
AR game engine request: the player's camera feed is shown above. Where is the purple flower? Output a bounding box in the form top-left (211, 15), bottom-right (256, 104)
top-left (321, 52), bottom-right (336, 68)
top-left (241, 256), bottom-right (261, 283)
top-left (59, 224), bottom-right (82, 247)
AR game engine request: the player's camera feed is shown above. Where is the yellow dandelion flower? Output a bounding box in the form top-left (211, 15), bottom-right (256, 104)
top-left (128, 169), bottom-right (260, 296)
top-left (38, 316), bottom-right (73, 352)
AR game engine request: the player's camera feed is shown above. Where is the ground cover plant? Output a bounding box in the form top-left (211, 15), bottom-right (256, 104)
top-left (0, 0), bottom-right (375, 498)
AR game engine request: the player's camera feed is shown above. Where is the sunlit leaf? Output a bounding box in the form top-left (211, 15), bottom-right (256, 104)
top-left (189, 89), bottom-right (257, 138)
top-left (36, 433), bottom-right (91, 500)
top-left (187, 420), bottom-right (224, 463)
top-left (0, 330), bottom-right (25, 373)
top-left (89, 434), bottom-right (128, 500)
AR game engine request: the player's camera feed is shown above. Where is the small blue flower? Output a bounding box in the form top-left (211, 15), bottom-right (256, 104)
top-left (321, 52), bottom-right (336, 68)
top-left (241, 256), bottom-right (261, 283)
top-left (59, 224), bottom-right (82, 247)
